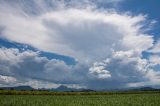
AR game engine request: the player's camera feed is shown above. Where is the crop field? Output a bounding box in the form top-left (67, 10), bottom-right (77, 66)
top-left (0, 90), bottom-right (160, 106)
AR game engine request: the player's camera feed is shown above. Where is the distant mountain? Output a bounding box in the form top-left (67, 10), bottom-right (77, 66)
top-left (54, 85), bottom-right (75, 91)
top-left (0, 86), bottom-right (33, 90)
top-left (79, 89), bottom-right (96, 92)
top-left (37, 85), bottom-right (79, 91)
top-left (0, 85), bottom-right (159, 92)
top-left (48, 85), bottom-right (95, 92)
top-left (129, 87), bottom-right (159, 91)
top-left (48, 86), bottom-right (160, 92)
top-left (100, 87), bottom-right (160, 92)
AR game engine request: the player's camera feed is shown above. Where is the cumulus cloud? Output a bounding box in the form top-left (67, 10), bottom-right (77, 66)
top-left (87, 50), bottom-right (160, 89)
top-left (0, 47), bottom-right (89, 87)
top-left (0, 75), bottom-right (17, 86)
top-left (0, 47), bottom-right (160, 89)
top-left (149, 55), bottom-right (160, 65)
top-left (0, 0), bottom-right (154, 63)
top-left (148, 40), bottom-right (160, 53)
top-left (1, 47), bottom-right (159, 89)
top-left (89, 61), bottom-right (111, 79)
top-left (0, 74), bottom-right (61, 89)
top-left (0, 0), bottom-right (159, 89)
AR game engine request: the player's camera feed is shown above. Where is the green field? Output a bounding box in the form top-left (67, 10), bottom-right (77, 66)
top-left (0, 91), bottom-right (160, 106)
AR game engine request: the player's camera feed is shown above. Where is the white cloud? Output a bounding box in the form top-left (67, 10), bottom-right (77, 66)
top-left (127, 70), bottom-right (160, 88)
top-left (0, 75), bottom-right (17, 84)
top-left (148, 40), bottom-right (160, 53)
top-left (149, 55), bottom-right (160, 65)
top-left (0, 47), bottom-right (160, 89)
top-left (87, 50), bottom-right (160, 89)
top-left (0, 4), bottom-right (154, 63)
top-left (91, 0), bottom-right (124, 5)
top-left (0, 0), bottom-right (160, 89)
top-left (0, 47), bottom-right (89, 88)
top-left (0, 74), bottom-right (60, 89)
top-left (89, 61), bottom-right (111, 79)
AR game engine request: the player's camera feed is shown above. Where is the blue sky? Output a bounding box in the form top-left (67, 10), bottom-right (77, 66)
top-left (119, 0), bottom-right (160, 40)
top-left (0, 0), bottom-right (160, 89)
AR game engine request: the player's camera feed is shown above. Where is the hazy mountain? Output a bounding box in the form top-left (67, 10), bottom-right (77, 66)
top-left (54, 85), bottom-right (75, 91)
top-left (129, 87), bottom-right (159, 91)
top-left (0, 85), bottom-right (159, 92)
top-left (0, 86), bottom-right (33, 90)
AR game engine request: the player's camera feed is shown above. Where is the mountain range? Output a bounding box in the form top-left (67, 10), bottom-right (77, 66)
top-left (0, 85), bottom-right (159, 92)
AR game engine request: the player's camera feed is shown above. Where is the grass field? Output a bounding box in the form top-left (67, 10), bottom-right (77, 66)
top-left (0, 91), bottom-right (160, 106)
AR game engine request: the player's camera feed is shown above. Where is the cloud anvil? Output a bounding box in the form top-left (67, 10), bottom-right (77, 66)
top-left (0, 0), bottom-right (160, 90)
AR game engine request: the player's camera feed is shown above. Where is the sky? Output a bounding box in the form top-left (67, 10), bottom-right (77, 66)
top-left (0, 0), bottom-right (160, 90)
